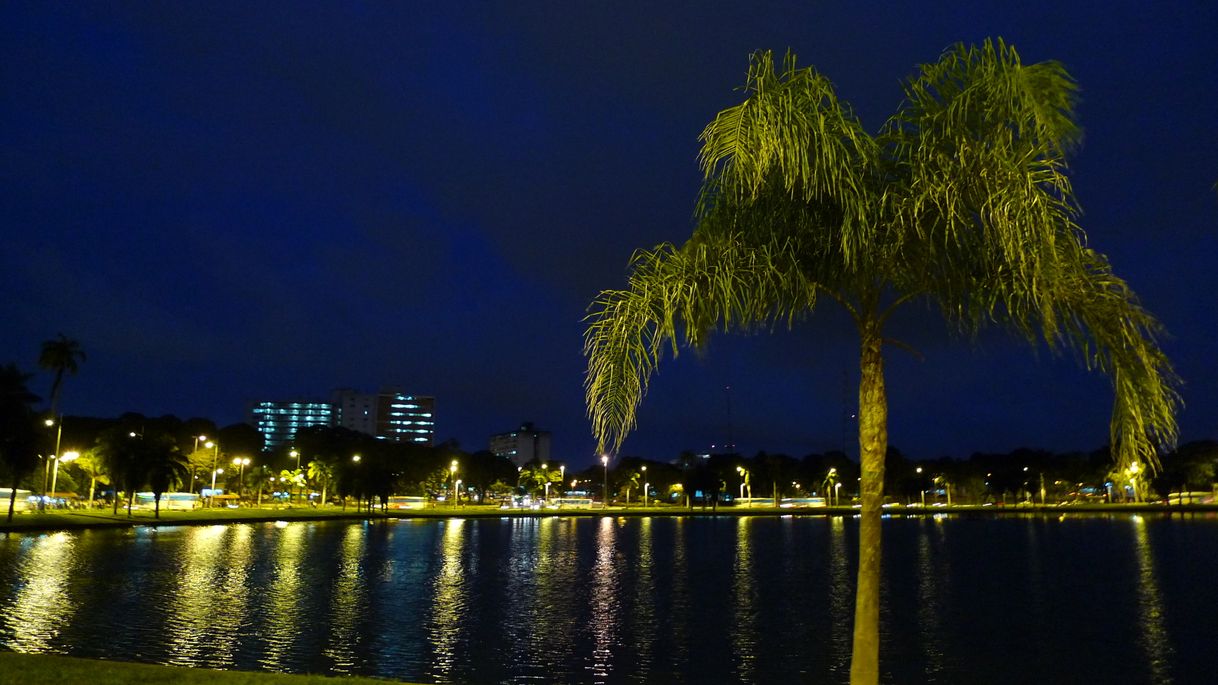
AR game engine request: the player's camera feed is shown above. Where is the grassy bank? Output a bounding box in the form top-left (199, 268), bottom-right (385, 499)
top-left (0, 651), bottom-right (409, 685)
top-left (2, 501), bottom-right (1215, 534)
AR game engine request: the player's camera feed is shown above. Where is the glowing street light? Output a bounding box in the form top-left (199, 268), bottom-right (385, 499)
top-left (209, 467), bottom-right (224, 508)
top-left (450, 459), bottom-right (459, 506)
top-left (601, 455), bottom-right (609, 508)
top-left (41, 417), bottom-right (63, 499)
top-left (1127, 461), bottom-right (1141, 502)
top-left (736, 465), bottom-right (751, 505)
top-left (642, 465), bottom-right (648, 508)
top-left (232, 457), bottom-right (251, 499)
top-left (48, 450), bottom-right (78, 500)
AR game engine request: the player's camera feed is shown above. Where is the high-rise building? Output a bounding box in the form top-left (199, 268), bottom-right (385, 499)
top-left (490, 422), bottom-right (551, 467)
top-left (249, 400), bottom-right (335, 451)
top-left (377, 388), bottom-right (436, 445)
top-left (333, 386), bottom-right (436, 445)
top-left (332, 388), bottom-right (378, 436)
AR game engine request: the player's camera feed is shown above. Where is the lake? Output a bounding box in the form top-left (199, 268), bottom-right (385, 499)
top-left (1, 513), bottom-right (1215, 684)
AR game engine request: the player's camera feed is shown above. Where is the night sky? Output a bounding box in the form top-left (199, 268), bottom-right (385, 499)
top-left (3, 3), bottom-right (1215, 466)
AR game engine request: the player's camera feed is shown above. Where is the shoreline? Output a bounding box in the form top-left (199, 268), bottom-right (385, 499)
top-left (2, 501), bottom-right (1215, 534)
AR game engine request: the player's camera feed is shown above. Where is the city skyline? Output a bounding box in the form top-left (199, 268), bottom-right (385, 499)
top-left (3, 4), bottom-right (1215, 467)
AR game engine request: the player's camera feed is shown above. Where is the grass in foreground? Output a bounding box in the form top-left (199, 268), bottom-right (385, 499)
top-left (0, 651), bottom-right (410, 685)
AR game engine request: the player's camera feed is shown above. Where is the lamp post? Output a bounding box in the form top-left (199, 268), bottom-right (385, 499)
top-left (601, 455), bottom-right (609, 508)
top-left (1127, 462), bottom-right (1141, 502)
top-left (48, 451), bottom-right (78, 503)
top-left (206, 440), bottom-right (219, 500)
top-left (232, 457), bottom-right (250, 500)
top-left (289, 449), bottom-right (300, 505)
top-left (191, 434), bottom-right (208, 493)
top-left (916, 466), bottom-right (925, 506)
top-left (736, 465), bottom-right (751, 506)
top-left (450, 459), bottom-right (459, 507)
top-left (42, 417), bottom-right (63, 499)
top-left (642, 465), bottom-right (648, 508)
top-left (209, 468), bottom-right (224, 508)
top-left (560, 464), bottom-right (566, 498)
top-left (835, 481), bottom-right (842, 507)
top-left (351, 454), bottom-right (362, 511)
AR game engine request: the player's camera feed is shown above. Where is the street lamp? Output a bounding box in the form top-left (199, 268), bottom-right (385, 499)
top-left (289, 449), bottom-right (301, 505)
top-left (205, 440), bottom-right (219, 497)
top-left (916, 466), bottom-right (925, 507)
top-left (642, 465), bottom-right (648, 507)
top-left (48, 450), bottom-right (78, 502)
top-left (560, 464), bottom-right (566, 497)
top-left (736, 465), bottom-right (751, 506)
top-left (450, 459), bottom-right (459, 506)
top-left (42, 417), bottom-right (63, 499)
top-left (1127, 462), bottom-right (1141, 502)
top-left (232, 457), bottom-right (250, 500)
top-left (601, 455), bottom-right (609, 508)
top-left (209, 467), bottom-right (224, 508)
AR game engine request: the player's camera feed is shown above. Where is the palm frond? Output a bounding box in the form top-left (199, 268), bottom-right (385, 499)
top-left (583, 234), bottom-right (817, 452)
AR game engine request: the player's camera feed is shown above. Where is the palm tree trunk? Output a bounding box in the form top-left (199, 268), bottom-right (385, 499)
top-left (88, 476), bottom-right (96, 506)
top-left (850, 326), bottom-right (887, 685)
top-left (155, 493), bottom-right (161, 519)
top-left (7, 477), bottom-right (17, 523)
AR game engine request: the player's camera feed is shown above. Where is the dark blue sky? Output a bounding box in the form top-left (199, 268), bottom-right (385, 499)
top-left (2, 3), bottom-right (1215, 466)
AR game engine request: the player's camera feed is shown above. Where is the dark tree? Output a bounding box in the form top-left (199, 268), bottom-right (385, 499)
top-left (0, 364), bottom-right (41, 522)
top-left (38, 334), bottom-right (85, 417)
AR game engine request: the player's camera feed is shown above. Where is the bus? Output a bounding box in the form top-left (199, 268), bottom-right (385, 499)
top-left (134, 492), bottom-right (200, 510)
top-left (780, 497), bottom-right (827, 508)
top-left (387, 495), bottom-right (428, 510)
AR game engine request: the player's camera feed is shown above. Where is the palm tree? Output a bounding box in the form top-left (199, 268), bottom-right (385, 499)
top-left (38, 334), bottom-right (85, 417)
top-left (307, 458), bottom-right (336, 506)
top-left (142, 434), bottom-right (189, 518)
top-left (0, 364), bottom-right (41, 522)
top-left (583, 41), bottom-right (1178, 685)
top-left (96, 428), bottom-right (145, 517)
top-left (71, 449), bottom-right (110, 506)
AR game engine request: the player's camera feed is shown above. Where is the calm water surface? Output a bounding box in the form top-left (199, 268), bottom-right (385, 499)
top-left (1, 514), bottom-right (1215, 684)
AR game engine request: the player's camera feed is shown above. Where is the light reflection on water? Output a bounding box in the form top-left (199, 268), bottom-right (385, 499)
top-left (426, 518), bottom-right (466, 683)
top-left (324, 522), bottom-right (367, 673)
top-left (914, 518), bottom-right (946, 681)
top-left (166, 524), bottom-right (251, 668)
top-left (0, 514), bottom-right (1212, 684)
top-left (1, 532), bottom-right (76, 651)
top-left (259, 521), bottom-right (304, 671)
top-left (1131, 515), bottom-right (1173, 684)
top-left (730, 516), bottom-right (757, 682)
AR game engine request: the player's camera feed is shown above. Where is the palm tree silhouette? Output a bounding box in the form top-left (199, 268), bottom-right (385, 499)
top-left (38, 333), bottom-right (86, 416)
top-left (584, 41), bottom-right (1178, 684)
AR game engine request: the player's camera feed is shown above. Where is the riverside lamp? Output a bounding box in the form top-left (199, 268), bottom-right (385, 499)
top-left (642, 465), bottom-right (648, 507)
top-left (232, 457), bottom-right (250, 499)
top-left (49, 451), bottom-right (78, 500)
top-left (601, 455), bottom-right (609, 508)
top-left (209, 467), bottom-right (224, 507)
